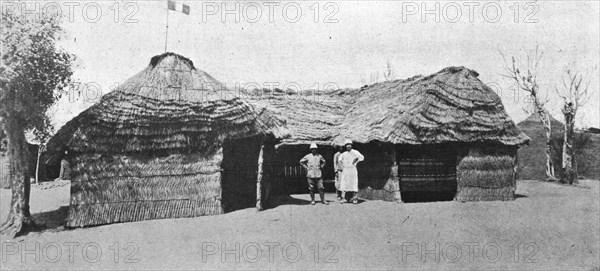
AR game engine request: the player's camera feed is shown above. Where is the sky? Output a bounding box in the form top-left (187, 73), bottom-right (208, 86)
top-left (9, 0), bottom-right (598, 130)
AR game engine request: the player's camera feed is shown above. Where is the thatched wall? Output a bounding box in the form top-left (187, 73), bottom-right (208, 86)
top-left (67, 135), bottom-right (280, 227)
top-left (67, 150), bottom-right (224, 227)
top-left (455, 144), bottom-right (517, 201)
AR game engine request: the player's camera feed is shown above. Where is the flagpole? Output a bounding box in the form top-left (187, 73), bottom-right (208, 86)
top-left (164, 1), bottom-right (169, 52)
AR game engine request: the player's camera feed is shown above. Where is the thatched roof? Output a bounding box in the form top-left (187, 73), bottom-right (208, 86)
top-left (247, 66), bottom-right (529, 146)
top-left (245, 90), bottom-right (346, 146)
top-left (47, 53), bottom-right (287, 156)
top-left (49, 57), bottom-right (528, 156)
top-left (518, 113), bottom-right (564, 132)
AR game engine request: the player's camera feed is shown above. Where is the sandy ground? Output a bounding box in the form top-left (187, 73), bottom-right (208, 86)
top-left (0, 180), bottom-right (598, 270)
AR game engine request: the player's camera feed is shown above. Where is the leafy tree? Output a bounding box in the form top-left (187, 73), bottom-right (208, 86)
top-left (0, 9), bottom-right (74, 237)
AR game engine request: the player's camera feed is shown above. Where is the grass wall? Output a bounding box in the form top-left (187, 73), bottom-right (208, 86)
top-left (455, 144), bottom-right (517, 201)
top-left (67, 151), bottom-right (224, 227)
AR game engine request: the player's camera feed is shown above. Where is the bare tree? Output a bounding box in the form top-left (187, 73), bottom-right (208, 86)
top-left (360, 71), bottom-right (380, 85)
top-left (555, 65), bottom-right (597, 184)
top-left (370, 71), bottom-right (380, 84)
top-left (383, 61), bottom-right (396, 82)
top-left (500, 45), bottom-right (558, 181)
top-left (360, 76), bottom-right (367, 85)
top-left (360, 61), bottom-right (396, 85)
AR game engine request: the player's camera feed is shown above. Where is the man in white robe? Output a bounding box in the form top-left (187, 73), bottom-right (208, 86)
top-left (339, 139), bottom-right (364, 204)
top-left (333, 144), bottom-right (344, 201)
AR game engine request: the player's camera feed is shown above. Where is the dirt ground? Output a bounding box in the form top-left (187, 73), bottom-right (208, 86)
top-left (0, 180), bottom-right (598, 270)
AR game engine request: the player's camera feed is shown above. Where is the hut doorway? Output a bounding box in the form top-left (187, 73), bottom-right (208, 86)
top-left (220, 136), bottom-right (264, 212)
top-left (398, 145), bottom-right (457, 202)
top-left (273, 145), bottom-right (338, 194)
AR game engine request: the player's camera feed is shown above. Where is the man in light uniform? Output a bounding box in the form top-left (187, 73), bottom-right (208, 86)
top-left (299, 143), bottom-right (328, 205)
top-left (339, 139), bottom-right (364, 204)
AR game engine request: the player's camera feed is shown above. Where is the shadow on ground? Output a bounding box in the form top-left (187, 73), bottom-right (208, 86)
top-left (266, 193), bottom-right (368, 209)
top-left (514, 193), bottom-right (528, 199)
top-left (401, 191), bottom-right (456, 203)
top-left (266, 195), bottom-right (312, 209)
top-left (29, 206), bottom-right (69, 234)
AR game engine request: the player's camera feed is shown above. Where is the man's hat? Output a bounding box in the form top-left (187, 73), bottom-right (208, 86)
top-left (309, 143), bottom-right (318, 149)
top-left (344, 139), bottom-right (353, 146)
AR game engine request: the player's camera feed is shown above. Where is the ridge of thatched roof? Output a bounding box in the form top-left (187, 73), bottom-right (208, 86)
top-left (47, 53), bottom-right (287, 157)
top-left (247, 66), bottom-right (529, 146)
top-left (150, 52), bottom-right (195, 69)
top-left (517, 113), bottom-right (564, 132)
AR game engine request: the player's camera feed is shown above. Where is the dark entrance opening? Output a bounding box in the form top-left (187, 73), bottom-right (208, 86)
top-left (221, 136), bottom-right (262, 212)
top-left (398, 145), bottom-right (457, 202)
top-left (273, 144), bottom-right (338, 194)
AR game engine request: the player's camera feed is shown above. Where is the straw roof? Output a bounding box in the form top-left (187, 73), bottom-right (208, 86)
top-left (518, 113), bottom-right (564, 133)
top-left (49, 58), bottom-right (528, 155)
top-left (47, 52), bottom-right (287, 156)
top-left (246, 91), bottom-right (346, 146)
top-left (247, 66), bottom-right (530, 146)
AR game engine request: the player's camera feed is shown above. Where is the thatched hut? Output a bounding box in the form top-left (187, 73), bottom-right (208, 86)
top-left (516, 113), bottom-right (564, 180)
top-left (517, 113), bottom-right (600, 180)
top-left (247, 67), bottom-right (530, 202)
top-left (46, 53), bottom-right (286, 227)
top-left (48, 56), bottom-right (528, 227)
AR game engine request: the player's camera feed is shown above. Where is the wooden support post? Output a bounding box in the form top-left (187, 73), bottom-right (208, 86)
top-left (512, 148), bottom-right (518, 199)
top-left (256, 143), bottom-right (265, 211)
top-left (391, 146), bottom-right (402, 203)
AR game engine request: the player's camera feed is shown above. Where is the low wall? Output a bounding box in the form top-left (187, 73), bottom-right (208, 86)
top-left (455, 144), bottom-right (518, 201)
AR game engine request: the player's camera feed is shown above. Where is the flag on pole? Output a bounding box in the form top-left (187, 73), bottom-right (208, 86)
top-left (168, 0), bottom-right (190, 15)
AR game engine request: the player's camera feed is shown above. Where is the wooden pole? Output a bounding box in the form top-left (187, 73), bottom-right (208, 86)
top-left (164, 2), bottom-right (169, 52)
top-left (35, 145), bottom-right (41, 184)
top-left (256, 143), bottom-right (265, 211)
top-left (391, 146), bottom-right (402, 203)
top-left (512, 148), bottom-right (518, 199)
